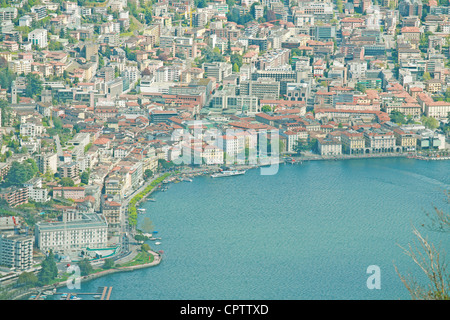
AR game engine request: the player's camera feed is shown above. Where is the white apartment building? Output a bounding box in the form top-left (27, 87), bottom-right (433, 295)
top-left (218, 134), bottom-right (247, 164)
top-left (318, 138), bottom-right (343, 156)
top-left (28, 28), bottom-right (48, 48)
top-left (18, 15), bottom-right (32, 27)
top-left (424, 101), bottom-right (450, 119)
top-left (122, 66), bottom-right (141, 84)
top-left (201, 145), bottom-right (224, 165)
top-left (0, 235), bottom-right (34, 271)
top-left (28, 187), bottom-right (50, 202)
top-left (0, 7), bottom-right (18, 21)
top-left (23, 177), bottom-right (50, 203)
top-left (35, 216), bottom-right (108, 252)
top-left (20, 122), bottom-right (45, 137)
top-left (35, 152), bottom-right (58, 175)
top-left (155, 66), bottom-right (181, 82)
top-left (8, 59), bottom-right (32, 75)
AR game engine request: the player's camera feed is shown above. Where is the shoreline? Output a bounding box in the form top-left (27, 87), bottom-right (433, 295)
top-left (14, 250), bottom-right (162, 300)
top-left (12, 153), bottom-right (449, 300)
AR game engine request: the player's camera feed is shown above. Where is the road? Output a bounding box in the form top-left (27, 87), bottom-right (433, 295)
top-left (54, 135), bottom-right (63, 158)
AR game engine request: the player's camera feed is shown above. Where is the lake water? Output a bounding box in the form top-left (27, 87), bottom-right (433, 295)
top-left (61, 158), bottom-right (450, 300)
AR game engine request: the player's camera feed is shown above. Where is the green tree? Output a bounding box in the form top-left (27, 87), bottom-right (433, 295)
top-left (421, 116), bottom-right (439, 130)
top-left (423, 72), bottom-right (432, 81)
top-left (0, 99), bottom-right (12, 126)
top-left (135, 234), bottom-right (148, 242)
top-left (261, 105), bottom-right (272, 113)
top-left (355, 83), bottom-right (367, 93)
top-left (141, 243), bottom-right (151, 252)
top-left (103, 258), bottom-right (115, 270)
top-left (294, 138), bottom-right (318, 155)
top-left (144, 169), bottom-right (153, 179)
top-left (80, 171), bottom-right (89, 184)
top-left (48, 40), bottom-right (64, 51)
top-left (25, 73), bottom-right (43, 98)
top-left (38, 250), bottom-right (58, 286)
top-left (390, 110), bottom-right (406, 124)
top-left (4, 160), bottom-right (38, 186)
top-left (78, 258), bottom-right (93, 276)
top-left (16, 272), bottom-right (38, 288)
top-left (60, 177), bottom-right (75, 187)
top-left (444, 88), bottom-right (450, 103)
top-left (0, 67), bottom-right (16, 92)
top-left (230, 53), bottom-right (243, 70)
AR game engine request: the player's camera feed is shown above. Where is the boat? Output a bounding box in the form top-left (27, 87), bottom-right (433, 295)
top-left (211, 170), bottom-right (246, 178)
top-left (137, 208), bottom-right (146, 212)
top-left (155, 242), bottom-right (161, 245)
top-left (148, 198), bottom-right (156, 202)
top-left (43, 290), bottom-right (54, 296)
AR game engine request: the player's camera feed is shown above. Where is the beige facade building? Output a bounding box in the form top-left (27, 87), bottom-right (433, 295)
top-left (341, 130), bottom-right (366, 154)
top-left (102, 200), bottom-right (122, 233)
top-left (317, 137), bottom-right (342, 156)
top-left (364, 130), bottom-right (397, 153)
top-left (393, 128), bottom-right (417, 152)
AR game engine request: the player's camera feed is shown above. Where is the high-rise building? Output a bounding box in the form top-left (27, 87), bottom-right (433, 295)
top-left (31, 5), bottom-right (47, 21)
top-left (0, 7), bottom-right (18, 22)
top-left (239, 78), bottom-right (280, 100)
top-left (0, 186), bottom-right (29, 207)
top-left (399, 0), bottom-right (423, 17)
top-left (0, 235), bottom-right (34, 271)
top-left (35, 152), bottom-right (58, 175)
top-left (202, 62), bottom-right (232, 82)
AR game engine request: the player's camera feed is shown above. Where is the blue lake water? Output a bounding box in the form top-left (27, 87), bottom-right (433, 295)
top-left (63, 158), bottom-right (450, 300)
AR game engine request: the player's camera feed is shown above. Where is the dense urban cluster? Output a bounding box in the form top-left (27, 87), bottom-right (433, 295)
top-left (0, 0), bottom-right (449, 294)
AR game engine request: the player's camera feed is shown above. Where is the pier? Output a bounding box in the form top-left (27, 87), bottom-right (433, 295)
top-left (30, 286), bottom-right (113, 300)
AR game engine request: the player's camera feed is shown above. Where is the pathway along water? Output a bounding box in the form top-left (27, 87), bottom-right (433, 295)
top-left (58, 158), bottom-right (450, 300)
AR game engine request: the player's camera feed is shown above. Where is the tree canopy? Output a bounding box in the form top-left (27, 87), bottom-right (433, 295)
top-left (25, 73), bottom-right (43, 99)
top-left (38, 250), bottom-right (58, 286)
top-left (3, 160), bottom-right (38, 186)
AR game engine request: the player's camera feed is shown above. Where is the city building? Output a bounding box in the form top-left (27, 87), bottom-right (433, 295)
top-left (0, 186), bottom-right (29, 207)
top-left (317, 137), bottom-right (342, 156)
top-left (341, 130), bottom-right (366, 154)
top-left (0, 235), bottom-right (34, 271)
top-left (28, 28), bottom-right (48, 48)
top-left (35, 215), bottom-right (108, 252)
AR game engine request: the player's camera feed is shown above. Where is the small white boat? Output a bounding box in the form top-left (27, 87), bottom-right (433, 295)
top-left (155, 242), bottom-right (161, 245)
top-left (137, 208), bottom-right (146, 212)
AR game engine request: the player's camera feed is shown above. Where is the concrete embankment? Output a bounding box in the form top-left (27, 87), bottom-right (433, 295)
top-left (14, 251), bottom-right (162, 300)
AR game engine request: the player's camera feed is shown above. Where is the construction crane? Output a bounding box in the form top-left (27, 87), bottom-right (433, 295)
top-left (184, 2), bottom-right (193, 29)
